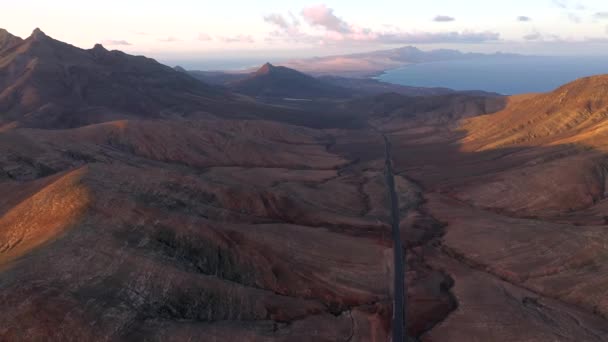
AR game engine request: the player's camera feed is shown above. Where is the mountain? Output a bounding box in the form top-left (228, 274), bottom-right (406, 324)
top-left (0, 28), bottom-right (223, 128)
top-left (0, 29), bottom-right (365, 130)
top-left (228, 63), bottom-right (352, 99)
top-left (0, 29), bottom-right (22, 52)
top-left (186, 65), bottom-right (498, 99)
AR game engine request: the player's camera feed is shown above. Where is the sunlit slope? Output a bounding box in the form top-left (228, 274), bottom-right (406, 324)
top-left (0, 168), bottom-right (90, 267)
top-left (434, 75), bottom-right (608, 215)
top-left (461, 75), bottom-right (608, 151)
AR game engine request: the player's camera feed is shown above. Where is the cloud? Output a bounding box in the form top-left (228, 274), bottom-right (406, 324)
top-left (197, 33), bottom-right (212, 41)
top-left (552, 0), bottom-right (587, 24)
top-left (522, 31), bottom-right (562, 42)
top-left (376, 31), bottom-right (499, 44)
top-left (267, 24), bottom-right (499, 45)
top-left (265, 6), bottom-right (499, 46)
top-left (583, 36), bottom-right (608, 43)
top-left (301, 4), bottom-right (351, 33)
top-left (219, 35), bottom-right (255, 43)
top-left (433, 15), bottom-right (455, 22)
top-left (517, 16), bottom-right (532, 22)
top-left (552, 0), bottom-right (568, 8)
top-left (101, 40), bottom-right (132, 46)
top-left (523, 33), bottom-right (542, 41)
top-left (288, 12), bottom-right (301, 26)
top-left (158, 36), bottom-right (181, 42)
top-left (264, 13), bottom-right (291, 30)
top-left (552, 0), bottom-right (587, 10)
top-left (263, 12), bottom-right (301, 36)
top-left (567, 12), bottom-right (582, 23)
top-left (594, 12), bottom-right (608, 20)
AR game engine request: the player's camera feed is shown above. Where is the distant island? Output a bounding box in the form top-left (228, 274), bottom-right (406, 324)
top-left (280, 46), bottom-right (522, 78)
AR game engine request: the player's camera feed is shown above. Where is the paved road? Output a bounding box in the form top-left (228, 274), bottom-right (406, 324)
top-left (383, 134), bottom-right (407, 341)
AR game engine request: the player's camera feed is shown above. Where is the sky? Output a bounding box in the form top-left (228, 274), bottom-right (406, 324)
top-left (3, 0), bottom-right (608, 67)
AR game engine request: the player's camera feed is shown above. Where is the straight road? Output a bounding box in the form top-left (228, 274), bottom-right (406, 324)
top-left (383, 134), bottom-right (407, 341)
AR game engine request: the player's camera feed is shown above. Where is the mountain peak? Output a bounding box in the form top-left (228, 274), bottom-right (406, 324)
top-left (0, 28), bottom-right (11, 37)
top-left (90, 43), bottom-right (110, 58)
top-left (93, 43), bottom-right (107, 50)
top-left (30, 28), bottom-right (50, 41)
top-left (256, 62), bottom-right (276, 75)
top-left (0, 28), bottom-right (23, 51)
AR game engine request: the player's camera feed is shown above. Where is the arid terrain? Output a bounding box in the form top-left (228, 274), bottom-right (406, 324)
top-left (1, 29), bottom-right (608, 342)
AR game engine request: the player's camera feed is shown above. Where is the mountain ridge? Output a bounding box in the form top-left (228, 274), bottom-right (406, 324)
top-left (0, 28), bottom-right (224, 128)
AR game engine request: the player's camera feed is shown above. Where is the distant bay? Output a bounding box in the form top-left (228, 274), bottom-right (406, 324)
top-left (376, 56), bottom-right (608, 95)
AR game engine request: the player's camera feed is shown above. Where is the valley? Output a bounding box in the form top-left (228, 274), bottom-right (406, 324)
top-left (1, 28), bottom-right (608, 341)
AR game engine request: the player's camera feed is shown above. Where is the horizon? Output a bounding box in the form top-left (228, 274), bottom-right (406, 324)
top-left (6, 27), bottom-right (608, 72)
top-left (3, 0), bottom-right (608, 68)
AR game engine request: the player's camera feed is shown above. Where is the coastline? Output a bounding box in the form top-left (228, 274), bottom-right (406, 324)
top-left (370, 56), bottom-right (608, 95)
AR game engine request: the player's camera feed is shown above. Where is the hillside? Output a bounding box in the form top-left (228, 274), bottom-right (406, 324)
top-left (369, 74), bottom-right (608, 340)
top-left (460, 74), bottom-right (608, 150)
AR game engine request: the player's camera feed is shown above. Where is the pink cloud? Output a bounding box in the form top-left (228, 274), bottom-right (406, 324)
top-left (101, 39), bottom-right (131, 46)
top-left (301, 4), bottom-right (351, 33)
top-left (264, 5), bottom-right (500, 45)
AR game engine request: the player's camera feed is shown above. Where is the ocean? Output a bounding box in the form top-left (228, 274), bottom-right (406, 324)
top-left (376, 56), bottom-right (608, 95)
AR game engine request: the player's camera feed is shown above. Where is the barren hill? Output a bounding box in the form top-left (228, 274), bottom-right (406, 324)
top-left (229, 63), bottom-right (352, 99)
top-left (461, 74), bottom-right (608, 150)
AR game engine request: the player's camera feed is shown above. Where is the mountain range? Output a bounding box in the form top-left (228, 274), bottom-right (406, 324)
top-left (1, 28), bottom-right (608, 342)
top-left (184, 63), bottom-right (497, 99)
top-left (0, 29), bottom-right (228, 128)
top-left (282, 45), bottom-right (521, 77)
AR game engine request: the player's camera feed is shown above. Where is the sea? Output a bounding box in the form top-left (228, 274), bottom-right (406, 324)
top-left (376, 56), bottom-right (608, 95)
